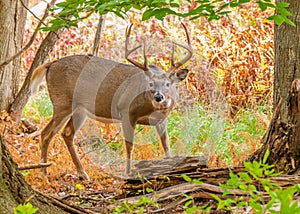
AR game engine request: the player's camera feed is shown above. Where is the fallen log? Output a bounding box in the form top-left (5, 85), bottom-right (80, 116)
top-left (115, 156), bottom-right (300, 213)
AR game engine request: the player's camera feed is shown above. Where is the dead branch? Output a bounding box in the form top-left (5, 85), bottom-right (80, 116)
top-left (92, 15), bottom-right (105, 55)
top-left (36, 190), bottom-right (95, 214)
top-left (18, 162), bottom-right (52, 170)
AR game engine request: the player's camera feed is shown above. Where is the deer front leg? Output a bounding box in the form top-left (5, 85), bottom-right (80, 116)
top-left (156, 120), bottom-right (171, 157)
top-left (122, 117), bottom-right (136, 175)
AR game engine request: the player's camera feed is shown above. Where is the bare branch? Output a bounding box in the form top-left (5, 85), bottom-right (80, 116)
top-left (18, 162), bottom-right (52, 170)
top-left (20, 0), bottom-right (48, 26)
top-left (92, 15), bottom-right (105, 56)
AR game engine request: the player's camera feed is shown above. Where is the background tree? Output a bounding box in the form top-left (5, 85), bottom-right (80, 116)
top-left (249, 0), bottom-right (300, 174)
top-left (273, 0), bottom-right (300, 122)
top-left (0, 0), bottom-right (28, 110)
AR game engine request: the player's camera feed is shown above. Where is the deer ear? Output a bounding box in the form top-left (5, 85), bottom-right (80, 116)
top-left (170, 69), bottom-right (189, 83)
top-left (144, 71), bottom-right (154, 79)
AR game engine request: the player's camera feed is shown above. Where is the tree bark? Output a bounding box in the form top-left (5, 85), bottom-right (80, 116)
top-left (0, 124), bottom-right (94, 213)
top-left (0, 0), bottom-right (28, 111)
top-left (249, 1), bottom-right (300, 173)
top-left (9, 28), bottom-right (64, 121)
top-left (273, 0), bottom-right (300, 122)
top-left (249, 79), bottom-right (300, 174)
top-left (0, 136), bottom-right (71, 213)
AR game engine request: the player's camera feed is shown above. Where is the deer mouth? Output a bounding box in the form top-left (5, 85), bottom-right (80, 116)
top-left (152, 98), bottom-right (172, 110)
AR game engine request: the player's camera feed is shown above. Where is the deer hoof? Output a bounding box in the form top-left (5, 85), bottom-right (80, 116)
top-left (41, 166), bottom-right (47, 175)
top-left (78, 171), bottom-right (90, 180)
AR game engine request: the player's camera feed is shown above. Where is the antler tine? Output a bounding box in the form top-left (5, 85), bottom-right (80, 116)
top-left (171, 42), bottom-right (176, 67)
top-left (168, 22), bottom-right (193, 73)
top-left (125, 24), bottom-right (148, 71)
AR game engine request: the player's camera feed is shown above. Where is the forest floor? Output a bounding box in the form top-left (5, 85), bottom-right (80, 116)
top-left (1, 111), bottom-right (238, 213)
top-left (3, 112), bottom-right (300, 213)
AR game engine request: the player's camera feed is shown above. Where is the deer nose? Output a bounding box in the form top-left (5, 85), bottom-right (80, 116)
top-left (154, 93), bottom-right (164, 102)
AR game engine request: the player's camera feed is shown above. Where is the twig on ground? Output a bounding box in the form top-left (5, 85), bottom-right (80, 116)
top-left (18, 162), bottom-right (52, 170)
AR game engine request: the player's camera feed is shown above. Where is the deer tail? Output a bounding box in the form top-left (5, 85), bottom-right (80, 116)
top-left (30, 63), bottom-right (51, 94)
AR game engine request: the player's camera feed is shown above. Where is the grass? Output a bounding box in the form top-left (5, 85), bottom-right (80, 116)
top-left (23, 88), bottom-right (53, 122)
top-left (167, 103), bottom-right (269, 166)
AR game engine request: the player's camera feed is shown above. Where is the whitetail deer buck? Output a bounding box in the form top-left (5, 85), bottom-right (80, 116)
top-left (30, 23), bottom-right (192, 179)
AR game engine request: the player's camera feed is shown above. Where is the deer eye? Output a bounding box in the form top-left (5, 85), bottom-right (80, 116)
top-left (149, 82), bottom-right (154, 87)
top-left (166, 83), bottom-right (170, 87)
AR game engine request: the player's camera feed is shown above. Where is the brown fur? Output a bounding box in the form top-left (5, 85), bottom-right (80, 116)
top-left (31, 55), bottom-right (189, 179)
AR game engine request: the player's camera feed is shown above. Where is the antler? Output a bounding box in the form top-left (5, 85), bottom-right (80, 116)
top-left (125, 24), bottom-right (148, 71)
top-left (168, 22), bottom-right (193, 73)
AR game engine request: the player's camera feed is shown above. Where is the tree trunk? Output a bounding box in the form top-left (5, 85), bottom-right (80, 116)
top-left (249, 0), bottom-right (300, 173)
top-left (248, 79), bottom-right (300, 174)
top-left (9, 28), bottom-right (64, 121)
top-left (0, 128), bottom-right (95, 213)
top-left (273, 0), bottom-right (300, 123)
top-left (0, 136), bottom-right (71, 213)
top-left (0, 0), bottom-right (27, 111)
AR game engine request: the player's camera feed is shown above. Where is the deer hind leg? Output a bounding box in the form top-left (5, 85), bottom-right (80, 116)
top-left (61, 106), bottom-right (88, 180)
top-left (155, 120), bottom-right (171, 157)
top-left (41, 111), bottom-right (71, 175)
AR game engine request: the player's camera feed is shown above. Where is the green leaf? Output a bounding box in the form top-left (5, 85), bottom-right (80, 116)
top-left (268, 15), bottom-right (285, 26)
top-left (14, 203), bottom-right (39, 214)
top-left (192, 179), bottom-right (203, 185)
top-left (146, 187), bottom-right (153, 193)
top-left (257, 2), bottom-right (268, 11)
top-left (284, 17), bottom-right (296, 26)
top-left (189, 15), bottom-right (201, 20)
top-left (181, 174), bottom-right (192, 182)
top-left (152, 0), bottom-right (166, 4)
top-left (219, 184), bottom-right (232, 190)
top-left (239, 172), bottom-right (252, 183)
top-left (277, 7), bottom-right (292, 17)
top-left (154, 8), bottom-right (177, 20)
top-left (263, 150), bottom-right (270, 164)
top-left (75, 183), bottom-right (85, 190)
top-left (112, 10), bottom-right (125, 19)
top-left (170, 2), bottom-right (180, 7)
top-left (239, 0), bottom-right (250, 3)
top-left (184, 199), bottom-right (193, 207)
top-left (249, 201), bottom-right (263, 212)
top-left (56, 1), bottom-right (69, 7)
top-left (132, 4), bottom-right (142, 10)
top-left (142, 9), bottom-right (155, 21)
top-left (219, 11), bottom-right (231, 15)
top-left (276, 2), bottom-right (290, 8)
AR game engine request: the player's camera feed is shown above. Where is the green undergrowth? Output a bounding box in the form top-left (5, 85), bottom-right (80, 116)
top-left (183, 151), bottom-right (300, 213)
top-left (135, 103), bottom-right (270, 164)
top-left (23, 88), bottom-right (53, 122)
